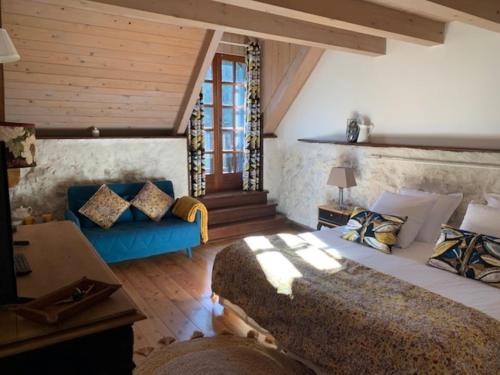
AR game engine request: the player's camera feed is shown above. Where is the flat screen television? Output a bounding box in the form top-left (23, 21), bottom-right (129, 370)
top-left (0, 141), bottom-right (18, 305)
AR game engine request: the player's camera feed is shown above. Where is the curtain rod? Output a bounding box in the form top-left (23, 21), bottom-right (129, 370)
top-left (370, 154), bottom-right (500, 170)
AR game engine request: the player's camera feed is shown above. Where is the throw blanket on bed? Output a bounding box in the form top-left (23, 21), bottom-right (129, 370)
top-left (172, 196), bottom-right (208, 243)
top-left (212, 234), bottom-right (500, 374)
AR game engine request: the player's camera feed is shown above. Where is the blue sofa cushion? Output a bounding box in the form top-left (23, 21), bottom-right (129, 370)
top-left (82, 215), bottom-right (199, 263)
top-left (68, 181), bottom-right (175, 228)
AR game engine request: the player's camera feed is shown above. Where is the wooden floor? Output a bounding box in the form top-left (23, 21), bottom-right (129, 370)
top-left (110, 222), bottom-right (302, 366)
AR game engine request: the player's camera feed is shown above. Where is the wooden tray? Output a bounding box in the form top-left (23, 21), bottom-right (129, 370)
top-left (15, 277), bottom-right (121, 324)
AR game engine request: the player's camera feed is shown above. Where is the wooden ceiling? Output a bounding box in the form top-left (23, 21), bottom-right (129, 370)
top-left (2, 0), bottom-right (499, 136)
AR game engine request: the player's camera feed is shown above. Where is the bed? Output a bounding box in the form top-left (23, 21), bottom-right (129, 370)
top-left (212, 227), bottom-right (500, 374)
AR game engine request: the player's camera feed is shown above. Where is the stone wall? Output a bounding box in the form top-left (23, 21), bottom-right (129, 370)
top-left (9, 138), bottom-right (189, 220)
top-left (276, 142), bottom-right (500, 229)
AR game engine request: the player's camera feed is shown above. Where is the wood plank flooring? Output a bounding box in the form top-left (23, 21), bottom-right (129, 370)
top-left (110, 223), bottom-right (302, 366)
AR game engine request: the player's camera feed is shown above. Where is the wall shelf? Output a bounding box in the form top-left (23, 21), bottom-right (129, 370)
top-left (297, 137), bottom-right (500, 154)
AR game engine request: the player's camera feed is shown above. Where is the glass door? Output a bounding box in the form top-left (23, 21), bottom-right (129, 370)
top-left (202, 54), bottom-right (246, 193)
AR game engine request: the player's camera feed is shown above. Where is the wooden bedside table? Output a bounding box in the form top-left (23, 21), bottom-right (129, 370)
top-left (317, 205), bottom-right (352, 230)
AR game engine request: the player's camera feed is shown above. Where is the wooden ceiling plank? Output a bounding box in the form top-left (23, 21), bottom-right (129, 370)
top-left (83, 0), bottom-right (386, 56)
top-left (5, 0), bottom-right (206, 41)
top-left (412, 0), bottom-right (500, 33)
top-left (215, 0), bottom-right (445, 46)
top-left (173, 29), bottom-right (223, 135)
top-left (263, 46), bottom-right (324, 134)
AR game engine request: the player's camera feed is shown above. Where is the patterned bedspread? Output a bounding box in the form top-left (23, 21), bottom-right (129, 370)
top-left (211, 234), bottom-right (500, 374)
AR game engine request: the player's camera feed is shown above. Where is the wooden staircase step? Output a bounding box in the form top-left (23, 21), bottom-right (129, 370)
top-left (208, 215), bottom-right (287, 241)
top-left (200, 190), bottom-right (268, 210)
top-left (208, 203), bottom-right (277, 227)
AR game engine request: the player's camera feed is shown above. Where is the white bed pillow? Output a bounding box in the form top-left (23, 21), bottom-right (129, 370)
top-left (370, 192), bottom-right (437, 248)
top-left (485, 193), bottom-right (500, 208)
top-left (460, 203), bottom-right (500, 237)
top-left (399, 188), bottom-right (463, 243)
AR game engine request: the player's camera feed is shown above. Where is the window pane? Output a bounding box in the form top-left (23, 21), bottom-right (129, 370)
top-left (222, 108), bottom-right (233, 129)
top-left (222, 131), bottom-right (234, 151)
top-left (203, 107), bottom-right (213, 129)
top-left (235, 84), bottom-right (245, 107)
top-left (202, 82), bottom-right (213, 105)
top-left (204, 130), bottom-right (213, 152)
top-left (236, 63), bottom-right (245, 83)
top-left (235, 109), bottom-right (245, 129)
top-left (204, 153), bottom-right (213, 175)
top-left (205, 65), bottom-right (213, 81)
top-left (223, 153), bottom-right (235, 174)
top-left (236, 152), bottom-right (244, 173)
top-left (222, 60), bottom-right (234, 82)
top-left (222, 84), bottom-right (234, 106)
top-left (235, 130), bottom-right (245, 151)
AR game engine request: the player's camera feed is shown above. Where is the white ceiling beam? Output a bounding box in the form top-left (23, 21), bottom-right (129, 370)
top-left (85, 0), bottom-right (386, 56)
top-left (214, 0), bottom-right (445, 46)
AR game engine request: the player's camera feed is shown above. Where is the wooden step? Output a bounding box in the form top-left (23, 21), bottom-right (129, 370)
top-left (200, 190), bottom-right (268, 210)
top-left (208, 215), bottom-right (287, 241)
top-left (208, 203), bottom-right (277, 227)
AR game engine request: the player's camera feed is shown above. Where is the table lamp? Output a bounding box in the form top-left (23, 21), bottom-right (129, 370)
top-left (327, 167), bottom-right (356, 209)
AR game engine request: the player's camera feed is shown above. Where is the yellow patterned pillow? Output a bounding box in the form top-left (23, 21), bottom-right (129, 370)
top-left (131, 181), bottom-right (174, 222)
top-left (78, 185), bottom-right (130, 229)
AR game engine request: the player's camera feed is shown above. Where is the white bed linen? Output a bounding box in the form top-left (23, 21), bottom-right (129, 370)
top-left (309, 227), bottom-right (500, 320)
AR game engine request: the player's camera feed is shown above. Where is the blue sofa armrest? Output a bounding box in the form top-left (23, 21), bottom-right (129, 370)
top-left (65, 209), bottom-right (80, 228)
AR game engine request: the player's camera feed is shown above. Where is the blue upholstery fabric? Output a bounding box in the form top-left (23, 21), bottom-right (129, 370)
top-left (64, 209), bottom-right (80, 228)
top-left (66, 181), bottom-right (200, 263)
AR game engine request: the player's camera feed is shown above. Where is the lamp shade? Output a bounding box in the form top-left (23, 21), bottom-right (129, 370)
top-left (0, 123), bottom-right (36, 168)
top-left (0, 29), bottom-right (20, 64)
top-left (327, 167), bottom-right (356, 188)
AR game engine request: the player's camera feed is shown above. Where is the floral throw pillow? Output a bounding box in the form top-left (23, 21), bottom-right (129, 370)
top-left (463, 234), bottom-right (500, 288)
top-left (131, 181), bottom-right (174, 222)
top-left (428, 225), bottom-right (500, 288)
top-left (342, 207), bottom-right (406, 254)
top-left (427, 225), bottom-right (477, 275)
top-left (78, 185), bottom-right (130, 229)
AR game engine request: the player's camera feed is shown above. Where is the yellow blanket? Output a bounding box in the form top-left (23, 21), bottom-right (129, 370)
top-left (172, 196), bottom-right (208, 244)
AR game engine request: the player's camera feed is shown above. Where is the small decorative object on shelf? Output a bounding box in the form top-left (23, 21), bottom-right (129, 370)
top-left (327, 167), bottom-right (357, 209)
top-left (346, 118), bottom-right (360, 143)
top-left (357, 122), bottom-right (373, 143)
top-left (317, 205), bottom-right (352, 230)
top-left (91, 126), bottom-right (100, 137)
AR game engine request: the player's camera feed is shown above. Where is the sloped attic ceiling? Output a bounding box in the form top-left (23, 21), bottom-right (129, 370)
top-left (2, 0), bottom-right (209, 137)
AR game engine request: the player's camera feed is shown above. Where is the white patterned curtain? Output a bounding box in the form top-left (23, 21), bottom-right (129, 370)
top-left (243, 41), bottom-right (262, 191)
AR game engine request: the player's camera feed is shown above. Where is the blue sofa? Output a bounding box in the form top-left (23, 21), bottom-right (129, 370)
top-left (64, 181), bottom-right (201, 264)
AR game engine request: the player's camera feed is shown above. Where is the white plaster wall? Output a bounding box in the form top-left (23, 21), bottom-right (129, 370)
top-left (10, 138), bottom-right (189, 219)
top-left (263, 138), bottom-right (283, 202)
top-left (277, 22), bottom-right (500, 149)
top-left (274, 22), bottom-right (500, 228)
